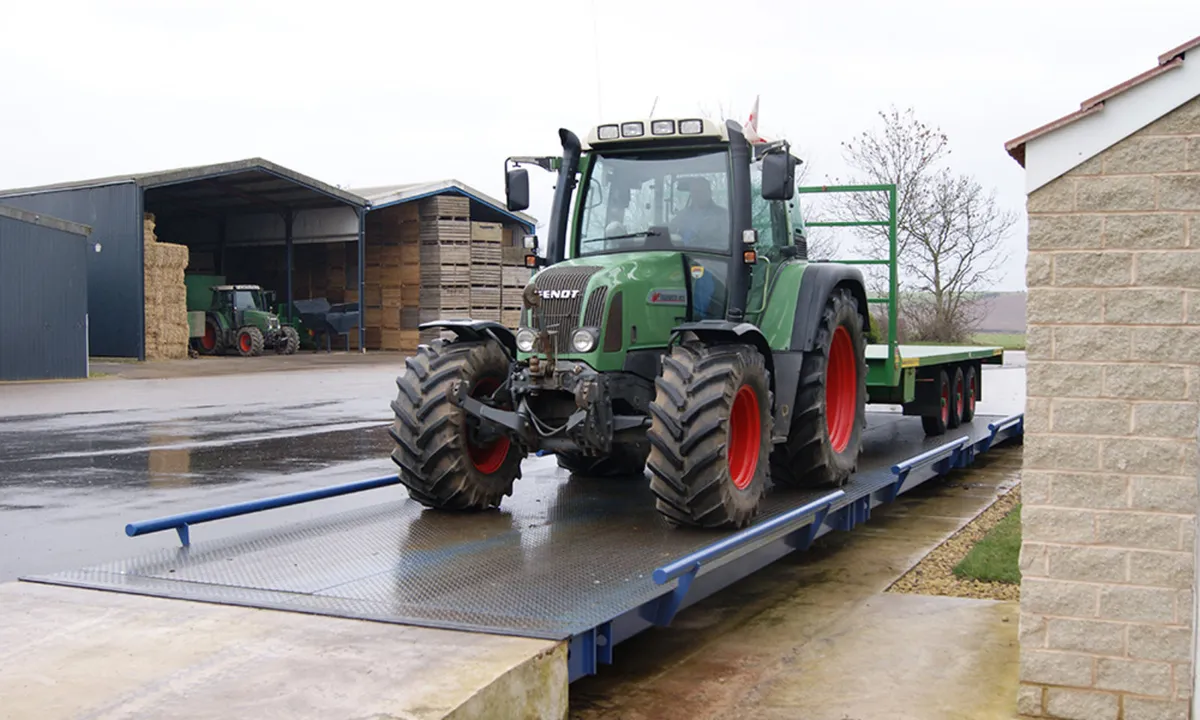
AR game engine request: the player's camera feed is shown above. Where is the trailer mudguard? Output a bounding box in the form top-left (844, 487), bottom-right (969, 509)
top-left (418, 319), bottom-right (518, 359)
top-left (789, 264), bottom-right (870, 352)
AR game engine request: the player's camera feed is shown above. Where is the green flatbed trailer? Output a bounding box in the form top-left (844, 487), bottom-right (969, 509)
top-left (800, 184), bottom-right (1005, 434)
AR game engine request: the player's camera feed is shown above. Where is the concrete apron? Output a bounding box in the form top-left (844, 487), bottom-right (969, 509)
top-left (570, 445), bottom-right (1024, 720)
top-left (0, 581), bottom-right (567, 720)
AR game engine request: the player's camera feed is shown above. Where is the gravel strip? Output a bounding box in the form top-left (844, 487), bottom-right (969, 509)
top-left (886, 485), bottom-right (1021, 601)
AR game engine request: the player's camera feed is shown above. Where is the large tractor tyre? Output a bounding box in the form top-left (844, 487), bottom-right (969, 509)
top-left (235, 326), bottom-right (265, 357)
top-left (646, 342), bottom-right (773, 529)
top-left (389, 338), bottom-right (523, 511)
top-left (921, 369), bottom-right (951, 437)
top-left (948, 365), bottom-right (966, 429)
top-left (276, 326), bottom-right (300, 355)
top-left (770, 288), bottom-right (868, 489)
top-left (961, 364), bottom-right (978, 423)
top-left (557, 441), bottom-right (650, 478)
top-left (197, 316), bottom-right (224, 356)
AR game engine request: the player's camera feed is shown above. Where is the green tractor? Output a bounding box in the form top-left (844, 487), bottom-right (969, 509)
top-left (390, 117), bottom-right (870, 529)
top-left (194, 284), bottom-right (300, 357)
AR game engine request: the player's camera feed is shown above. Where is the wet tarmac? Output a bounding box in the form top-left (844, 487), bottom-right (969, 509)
top-left (0, 352), bottom-right (1025, 585)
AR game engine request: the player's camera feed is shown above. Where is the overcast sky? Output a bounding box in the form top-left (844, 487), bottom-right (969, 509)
top-left (3, 1), bottom-right (1198, 291)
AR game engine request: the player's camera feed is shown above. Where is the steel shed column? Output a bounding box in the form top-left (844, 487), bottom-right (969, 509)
top-left (284, 210), bottom-right (294, 323)
top-left (357, 207), bottom-right (366, 352)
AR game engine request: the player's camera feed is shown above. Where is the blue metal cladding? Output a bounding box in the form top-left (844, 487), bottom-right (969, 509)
top-left (0, 213), bottom-right (89, 380)
top-left (0, 184), bottom-right (143, 358)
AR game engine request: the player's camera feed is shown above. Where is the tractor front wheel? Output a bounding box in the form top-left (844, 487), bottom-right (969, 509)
top-left (389, 338), bottom-right (523, 511)
top-left (276, 326), bottom-right (300, 355)
top-left (770, 287), bottom-right (867, 488)
top-left (646, 342), bottom-right (772, 529)
top-left (236, 326), bottom-right (265, 357)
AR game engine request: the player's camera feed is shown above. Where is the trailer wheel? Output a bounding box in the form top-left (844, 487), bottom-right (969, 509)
top-left (557, 442), bottom-right (649, 478)
top-left (961, 364), bottom-right (977, 422)
top-left (769, 288), bottom-right (867, 489)
top-left (236, 326), bottom-right (264, 357)
top-left (389, 338), bottom-right (523, 511)
top-left (646, 342), bottom-right (772, 529)
top-left (921, 368), bottom-right (951, 436)
top-left (948, 365), bottom-right (965, 429)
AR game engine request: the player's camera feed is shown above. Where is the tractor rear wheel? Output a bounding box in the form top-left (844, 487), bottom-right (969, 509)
top-left (236, 326), bottom-right (264, 357)
top-left (770, 288), bottom-right (867, 489)
top-left (557, 441), bottom-right (650, 478)
top-left (276, 326), bottom-right (300, 355)
top-left (646, 342), bottom-right (772, 529)
top-left (198, 316), bottom-right (224, 356)
top-left (389, 337), bottom-right (523, 511)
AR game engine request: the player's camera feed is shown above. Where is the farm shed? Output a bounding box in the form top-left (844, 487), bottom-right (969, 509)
top-left (0, 159), bottom-right (368, 360)
top-left (0, 205), bottom-right (91, 381)
top-left (1005, 35), bottom-right (1200, 719)
top-left (0, 161), bottom-right (537, 361)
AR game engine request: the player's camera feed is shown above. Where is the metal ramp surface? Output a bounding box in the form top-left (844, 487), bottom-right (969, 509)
top-left (24, 412), bottom-right (1020, 651)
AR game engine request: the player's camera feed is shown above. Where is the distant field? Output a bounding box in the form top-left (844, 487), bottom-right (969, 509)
top-left (971, 333), bottom-right (1026, 350)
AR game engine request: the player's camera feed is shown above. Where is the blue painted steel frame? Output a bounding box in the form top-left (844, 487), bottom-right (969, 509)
top-left (120, 413), bottom-right (1023, 684)
top-left (125, 474), bottom-right (401, 547)
top-left (565, 413), bottom-right (1024, 682)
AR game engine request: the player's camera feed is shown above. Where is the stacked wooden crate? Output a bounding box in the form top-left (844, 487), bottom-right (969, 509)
top-left (417, 195), bottom-right (472, 344)
top-left (365, 203), bottom-right (420, 352)
top-left (469, 221), bottom-right (503, 322)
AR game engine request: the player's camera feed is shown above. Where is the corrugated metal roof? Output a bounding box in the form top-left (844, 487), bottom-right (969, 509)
top-left (1005, 34), bottom-right (1200, 166)
top-left (354, 179), bottom-right (537, 229)
top-left (0, 157), bottom-right (369, 208)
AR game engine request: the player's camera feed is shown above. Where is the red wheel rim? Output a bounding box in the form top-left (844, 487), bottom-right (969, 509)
top-left (825, 326), bottom-right (856, 453)
top-left (202, 325), bottom-right (215, 350)
top-left (955, 373), bottom-right (964, 418)
top-left (941, 378), bottom-right (950, 425)
top-left (969, 373), bottom-right (977, 414)
top-left (239, 334), bottom-right (251, 352)
top-left (728, 385), bottom-right (761, 490)
top-left (466, 377), bottom-right (511, 474)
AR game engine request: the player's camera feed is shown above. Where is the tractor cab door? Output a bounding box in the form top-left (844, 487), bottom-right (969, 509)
top-left (745, 161), bottom-right (793, 323)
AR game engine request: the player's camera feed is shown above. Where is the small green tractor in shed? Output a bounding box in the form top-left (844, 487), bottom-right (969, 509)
top-left (389, 114), bottom-right (999, 529)
top-left (192, 284), bottom-right (300, 357)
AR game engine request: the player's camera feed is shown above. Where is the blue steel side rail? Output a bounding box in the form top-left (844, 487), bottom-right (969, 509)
top-left (567, 414), bottom-right (1025, 682)
top-left (125, 474), bottom-right (402, 547)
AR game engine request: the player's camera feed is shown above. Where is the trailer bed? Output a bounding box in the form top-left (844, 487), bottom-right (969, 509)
top-left (866, 343), bottom-right (1004, 370)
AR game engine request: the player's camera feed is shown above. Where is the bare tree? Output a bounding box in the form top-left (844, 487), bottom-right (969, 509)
top-left (829, 106), bottom-right (1015, 342)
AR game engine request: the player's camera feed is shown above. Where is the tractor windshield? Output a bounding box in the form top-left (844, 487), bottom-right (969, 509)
top-left (576, 149), bottom-right (731, 257)
top-left (233, 290), bottom-right (262, 310)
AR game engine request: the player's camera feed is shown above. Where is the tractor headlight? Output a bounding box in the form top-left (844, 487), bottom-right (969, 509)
top-left (515, 328), bottom-right (537, 353)
top-left (570, 328), bottom-right (598, 353)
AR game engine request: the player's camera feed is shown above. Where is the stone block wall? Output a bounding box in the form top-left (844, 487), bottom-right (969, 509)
top-left (1019, 95), bottom-right (1200, 719)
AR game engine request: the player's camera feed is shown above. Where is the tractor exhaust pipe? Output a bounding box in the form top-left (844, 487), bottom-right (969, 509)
top-left (546, 128), bottom-right (582, 266)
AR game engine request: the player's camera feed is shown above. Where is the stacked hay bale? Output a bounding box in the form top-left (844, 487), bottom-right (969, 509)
top-left (142, 212), bottom-right (190, 360)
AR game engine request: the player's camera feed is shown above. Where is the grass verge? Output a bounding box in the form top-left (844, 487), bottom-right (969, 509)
top-left (886, 485), bottom-right (1021, 601)
top-left (953, 504), bottom-right (1021, 584)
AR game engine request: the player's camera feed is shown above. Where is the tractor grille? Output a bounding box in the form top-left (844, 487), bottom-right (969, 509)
top-left (526, 265), bottom-right (604, 353)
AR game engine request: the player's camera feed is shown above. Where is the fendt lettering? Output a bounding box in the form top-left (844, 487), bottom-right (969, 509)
top-left (537, 289), bottom-right (582, 300)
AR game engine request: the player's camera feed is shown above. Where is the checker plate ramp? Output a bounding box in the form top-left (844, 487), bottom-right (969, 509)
top-left (25, 413), bottom-right (1010, 640)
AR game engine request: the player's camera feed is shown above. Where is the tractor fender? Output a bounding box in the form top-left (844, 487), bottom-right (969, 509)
top-left (418, 320), bottom-right (517, 359)
top-left (669, 320), bottom-right (775, 384)
top-left (789, 264), bottom-right (870, 352)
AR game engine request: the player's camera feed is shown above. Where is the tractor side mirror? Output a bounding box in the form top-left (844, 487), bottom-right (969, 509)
top-left (761, 153), bottom-right (795, 201)
top-left (506, 168), bottom-right (530, 212)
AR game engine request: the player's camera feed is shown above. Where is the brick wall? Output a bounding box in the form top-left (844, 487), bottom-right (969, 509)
top-left (1019, 96), bottom-right (1200, 719)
